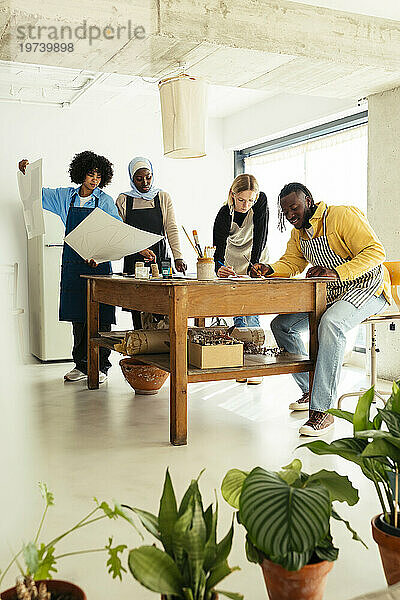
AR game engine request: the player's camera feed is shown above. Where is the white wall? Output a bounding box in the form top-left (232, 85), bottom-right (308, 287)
top-left (368, 87), bottom-right (400, 381)
top-left (0, 95), bottom-right (233, 353)
top-left (223, 93), bottom-right (358, 150)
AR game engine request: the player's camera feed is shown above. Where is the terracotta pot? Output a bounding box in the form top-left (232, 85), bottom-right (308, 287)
top-left (120, 358), bottom-right (168, 395)
top-left (261, 557), bottom-right (334, 600)
top-left (1, 580), bottom-right (86, 600)
top-left (372, 513), bottom-right (400, 585)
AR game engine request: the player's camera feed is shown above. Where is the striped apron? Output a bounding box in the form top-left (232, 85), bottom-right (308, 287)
top-left (299, 208), bottom-right (383, 308)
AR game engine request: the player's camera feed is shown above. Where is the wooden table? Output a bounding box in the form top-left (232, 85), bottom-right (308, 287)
top-left (83, 275), bottom-right (327, 446)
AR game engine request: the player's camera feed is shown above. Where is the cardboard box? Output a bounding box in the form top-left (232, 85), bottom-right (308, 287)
top-left (188, 341), bottom-right (243, 369)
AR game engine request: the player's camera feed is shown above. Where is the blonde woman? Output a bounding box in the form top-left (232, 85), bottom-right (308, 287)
top-left (213, 173), bottom-right (269, 383)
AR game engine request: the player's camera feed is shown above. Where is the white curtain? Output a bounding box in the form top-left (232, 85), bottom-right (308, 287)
top-left (245, 124), bottom-right (368, 263)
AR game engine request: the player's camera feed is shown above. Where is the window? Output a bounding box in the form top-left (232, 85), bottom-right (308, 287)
top-left (240, 116), bottom-right (368, 352)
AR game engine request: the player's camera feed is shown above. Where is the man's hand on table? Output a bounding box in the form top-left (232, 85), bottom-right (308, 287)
top-left (250, 263), bottom-right (273, 278)
top-left (306, 266), bottom-right (339, 279)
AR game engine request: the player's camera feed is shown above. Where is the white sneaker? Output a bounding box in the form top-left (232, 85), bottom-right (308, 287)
top-left (247, 377), bottom-right (263, 385)
top-left (64, 368), bottom-right (86, 382)
top-left (99, 372), bottom-right (108, 384)
top-left (289, 392), bottom-right (310, 411)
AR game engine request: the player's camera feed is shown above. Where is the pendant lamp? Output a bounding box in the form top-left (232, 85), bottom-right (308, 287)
top-left (158, 73), bottom-right (207, 159)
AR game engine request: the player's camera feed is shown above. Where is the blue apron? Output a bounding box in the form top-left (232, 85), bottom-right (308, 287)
top-left (59, 196), bottom-right (116, 324)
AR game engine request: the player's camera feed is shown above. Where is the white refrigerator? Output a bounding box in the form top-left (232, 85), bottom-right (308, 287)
top-left (28, 211), bottom-right (73, 361)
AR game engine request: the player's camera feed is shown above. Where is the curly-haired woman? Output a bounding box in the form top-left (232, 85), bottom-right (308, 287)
top-left (18, 151), bottom-right (121, 384)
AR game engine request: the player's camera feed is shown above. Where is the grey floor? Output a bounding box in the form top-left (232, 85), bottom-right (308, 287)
top-left (0, 344), bottom-right (393, 600)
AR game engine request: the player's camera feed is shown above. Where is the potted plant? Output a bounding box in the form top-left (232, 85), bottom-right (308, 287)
top-left (0, 482), bottom-right (138, 600)
top-left (221, 459), bottom-right (365, 600)
top-left (302, 381), bottom-right (400, 585)
top-left (125, 468), bottom-right (243, 599)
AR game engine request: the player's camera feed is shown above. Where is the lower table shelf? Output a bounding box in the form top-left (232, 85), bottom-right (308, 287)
top-left (92, 337), bottom-right (313, 382)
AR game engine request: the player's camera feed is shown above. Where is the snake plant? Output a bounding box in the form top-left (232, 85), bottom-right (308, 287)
top-left (221, 459), bottom-right (365, 571)
top-left (125, 469), bottom-right (243, 600)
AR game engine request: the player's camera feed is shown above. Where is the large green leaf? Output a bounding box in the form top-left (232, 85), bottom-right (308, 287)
top-left (314, 532), bottom-right (339, 562)
top-left (356, 430), bottom-right (400, 448)
top-left (300, 438), bottom-right (367, 467)
top-left (239, 468), bottom-right (331, 560)
top-left (391, 381), bottom-right (400, 414)
top-left (272, 550), bottom-right (313, 571)
top-left (158, 469), bottom-right (178, 556)
top-left (353, 387), bottom-right (375, 432)
top-left (128, 546), bottom-right (183, 595)
top-left (221, 470), bottom-right (248, 509)
top-left (361, 438), bottom-right (400, 463)
top-left (306, 470), bottom-right (359, 505)
top-left (245, 534), bottom-right (262, 565)
top-left (327, 408), bottom-right (355, 424)
top-left (377, 409), bottom-right (400, 438)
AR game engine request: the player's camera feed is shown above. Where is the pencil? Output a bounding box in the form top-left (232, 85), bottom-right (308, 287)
top-left (243, 254), bottom-right (262, 277)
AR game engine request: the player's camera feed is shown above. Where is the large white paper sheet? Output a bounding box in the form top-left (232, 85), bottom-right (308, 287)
top-left (64, 207), bottom-right (163, 263)
top-left (17, 158), bottom-right (45, 239)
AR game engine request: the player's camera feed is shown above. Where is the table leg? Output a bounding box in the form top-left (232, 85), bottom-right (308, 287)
top-left (87, 279), bottom-right (99, 389)
top-left (308, 282), bottom-right (327, 394)
top-left (169, 286), bottom-right (188, 445)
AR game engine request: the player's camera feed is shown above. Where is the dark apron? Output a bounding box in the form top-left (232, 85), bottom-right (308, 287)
top-left (123, 193), bottom-right (170, 274)
top-left (59, 196), bottom-right (116, 324)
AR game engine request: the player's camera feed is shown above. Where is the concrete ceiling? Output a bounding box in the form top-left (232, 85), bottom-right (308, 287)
top-left (0, 0), bottom-right (399, 106)
top-left (0, 60), bottom-right (273, 118)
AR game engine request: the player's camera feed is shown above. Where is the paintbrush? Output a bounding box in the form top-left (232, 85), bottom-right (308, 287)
top-left (192, 230), bottom-right (203, 257)
top-left (182, 226), bottom-right (201, 257)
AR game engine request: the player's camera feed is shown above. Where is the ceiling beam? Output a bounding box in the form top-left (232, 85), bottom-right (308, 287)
top-left (159, 0), bottom-right (400, 71)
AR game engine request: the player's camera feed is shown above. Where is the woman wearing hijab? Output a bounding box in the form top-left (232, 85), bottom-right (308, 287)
top-left (116, 157), bottom-right (186, 328)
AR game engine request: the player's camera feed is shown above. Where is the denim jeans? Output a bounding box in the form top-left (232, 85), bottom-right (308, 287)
top-left (233, 315), bottom-right (261, 328)
top-left (270, 293), bottom-right (388, 412)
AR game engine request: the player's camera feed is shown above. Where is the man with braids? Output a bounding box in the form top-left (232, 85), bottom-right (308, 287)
top-left (250, 182), bottom-right (391, 435)
top-left (19, 151), bottom-right (121, 384)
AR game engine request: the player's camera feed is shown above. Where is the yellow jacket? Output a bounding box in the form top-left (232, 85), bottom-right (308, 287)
top-left (270, 202), bottom-right (391, 302)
